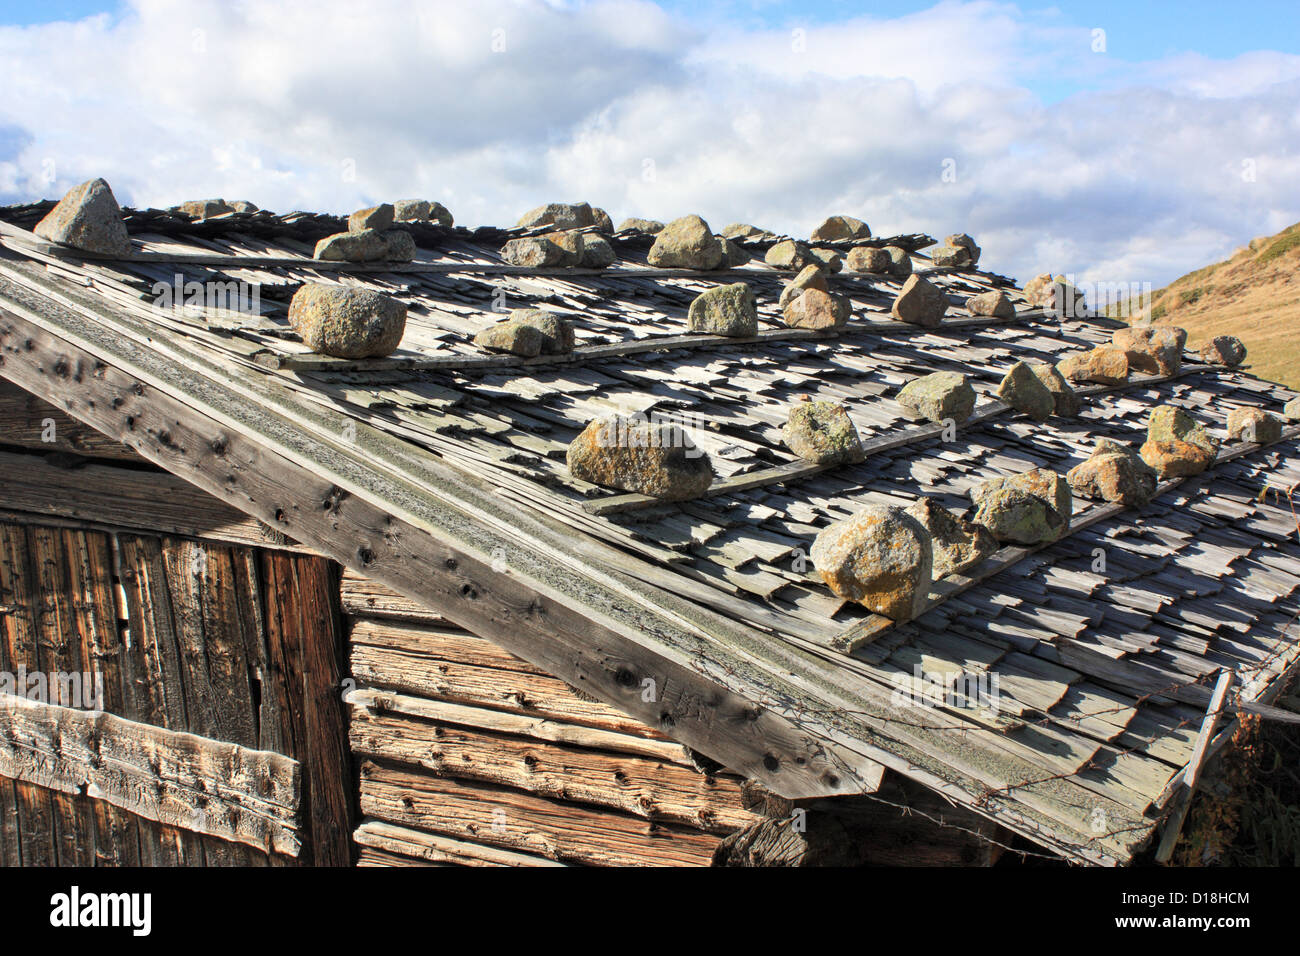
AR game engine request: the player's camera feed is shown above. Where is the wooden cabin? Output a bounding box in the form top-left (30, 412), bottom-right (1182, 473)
top-left (0, 198), bottom-right (1298, 866)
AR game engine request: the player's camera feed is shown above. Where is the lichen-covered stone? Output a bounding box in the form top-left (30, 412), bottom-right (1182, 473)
top-left (394, 199), bottom-right (453, 226)
top-left (1023, 273), bottom-right (1085, 315)
top-left (647, 215), bottom-right (724, 269)
top-left (721, 222), bottom-right (774, 240)
top-left (591, 207), bottom-right (614, 234)
top-left (1226, 407), bottom-right (1283, 444)
top-left (896, 371), bottom-right (976, 424)
top-left (782, 401), bottom-right (864, 465)
top-left (544, 230), bottom-right (585, 266)
top-left (885, 246), bottom-right (913, 277)
top-left (179, 198), bottom-right (234, 219)
top-left (971, 469), bottom-right (1071, 544)
top-left (617, 217), bottom-right (664, 234)
top-left (349, 203), bottom-right (394, 233)
top-left (845, 246), bottom-right (892, 274)
top-left (1140, 405), bottom-right (1220, 477)
top-left (810, 248), bottom-right (843, 273)
top-left (946, 234), bottom-right (980, 266)
top-left (997, 360), bottom-right (1055, 422)
top-left (810, 215), bottom-right (871, 242)
top-left (778, 264), bottom-right (829, 308)
top-left (904, 497), bottom-right (996, 579)
top-left (717, 236), bottom-right (750, 267)
top-left (1200, 335), bottom-right (1247, 367)
top-left (313, 228), bottom-right (391, 262)
top-left (1033, 363), bottom-right (1080, 417)
top-left (34, 178), bottom-right (132, 256)
top-left (579, 234), bottom-right (616, 268)
top-left (1066, 438), bottom-right (1158, 506)
top-left (1285, 397), bottom-right (1300, 421)
top-left (518, 202), bottom-right (595, 231)
top-left (688, 283), bottom-right (758, 337)
top-left (378, 229), bottom-right (416, 262)
top-left (474, 308), bottom-right (574, 357)
top-left (810, 506), bottom-right (933, 620)
top-left (891, 274), bottom-right (947, 327)
top-left (499, 235), bottom-right (566, 267)
top-left (930, 246), bottom-right (967, 268)
top-left (1112, 326), bottom-right (1184, 376)
top-left (764, 239), bottom-right (814, 271)
top-left (473, 320), bottom-right (546, 357)
top-left (289, 284), bottom-right (407, 359)
top-left (1057, 347), bottom-right (1129, 385)
top-left (566, 415), bottom-right (713, 500)
top-left (229, 200), bottom-right (259, 213)
top-left (782, 287), bottom-right (850, 330)
top-left (966, 290), bottom-right (1014, 319)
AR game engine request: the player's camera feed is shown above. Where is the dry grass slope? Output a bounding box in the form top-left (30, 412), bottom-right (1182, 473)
top-left (1111, 222), bottom-right (1300, 389)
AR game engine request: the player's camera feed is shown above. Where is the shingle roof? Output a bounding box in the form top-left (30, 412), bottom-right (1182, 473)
top-left (1, 201), bottom-right (1297, 865)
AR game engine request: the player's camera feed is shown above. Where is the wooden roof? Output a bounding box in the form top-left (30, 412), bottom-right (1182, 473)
top-left (1, 202), bottom-right (1297, 865)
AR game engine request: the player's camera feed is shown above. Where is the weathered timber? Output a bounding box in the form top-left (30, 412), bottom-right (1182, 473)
top-left (0, 378), bottom-right (142, 461)
top-left (0, 448), bottom-right (312, 553)
top-left (346, 687), bottom-right (689, 763)
top-left (353, 818), bottom-right (565, 867)
top-left (350, 624), bottom-right (671, 739)
top-left (0, 693), bottom-right (301, 855)
top-left (341, 568), bottom-right (449, 625)
top-left (359, 759), bottom-right (722, 866)
top-left (261, 551), bottom-right (355, 866)
top-left (348, 704), bottom-right (758, 833)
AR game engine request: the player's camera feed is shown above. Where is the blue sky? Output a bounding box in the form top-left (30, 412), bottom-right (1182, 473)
top-left (0, 0), bottom-right (1296, 287)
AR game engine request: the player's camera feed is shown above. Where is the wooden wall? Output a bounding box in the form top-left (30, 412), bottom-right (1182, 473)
top-left (0, 382), bottom-right (355, 866)
top-left (342, 570), bottom-right (766, 866)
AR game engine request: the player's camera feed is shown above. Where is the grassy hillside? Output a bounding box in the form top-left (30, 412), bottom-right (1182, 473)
top-left (1109, 222), bottom-right (1300, 389)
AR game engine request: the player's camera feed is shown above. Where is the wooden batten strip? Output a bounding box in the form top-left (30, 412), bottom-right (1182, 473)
top-left (0, 693), bottom-right (301, 855)
top-left (0, 378), bottom-right (144, 462)
top-left (353, 818), bottom-right (565, 867)
top-left (585, 363), bottom-right (1223, 517)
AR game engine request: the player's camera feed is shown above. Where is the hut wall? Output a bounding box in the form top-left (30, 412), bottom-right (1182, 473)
top-left (342, 569), bottom-right (764, 866)
top-left (0, 383), bottom-right (355, 865)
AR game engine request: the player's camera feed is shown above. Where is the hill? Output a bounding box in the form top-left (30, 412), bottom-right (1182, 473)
top-left (1111, 222), bottom-right (1300, 389)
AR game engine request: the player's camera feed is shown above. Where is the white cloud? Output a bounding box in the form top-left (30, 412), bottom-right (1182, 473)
top-left (0, 0), bottom-right (1296, 287)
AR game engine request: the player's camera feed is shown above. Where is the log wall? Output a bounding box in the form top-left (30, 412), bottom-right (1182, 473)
top-left (0, 383), bottom-right (354, 865)
top-left (343, 569), bottom-right (765, 866)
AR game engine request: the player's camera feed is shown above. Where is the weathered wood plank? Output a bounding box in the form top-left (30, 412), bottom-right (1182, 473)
top-left (0, 693), bottom-right (301, 855)
top-left (346, 687), bottom-right (689, 764)
top-left (0, 449), bottom-right (312, 553)
top-left (261, 551), bottom-right (354, 867)
top-left (359, 760), bottom-right (722, 866)
top-left (350, 632), bottom-right (667, 739)
top-left (0, 378), bottom-right (142, 462)
top-left (340, 569), bottom-right (449, 625)
top-left (349, 705), bottom-right (758, 833)
top-left (353, 818), bottom-right (565, 867)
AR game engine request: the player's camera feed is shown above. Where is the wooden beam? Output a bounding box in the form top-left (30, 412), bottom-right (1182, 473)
top-left (353, 818), bottom-right (564, 867)
top-left (0, 693), bottom-right (300, 855)
top-left (1154, 669), bottom-right (1236, 863)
